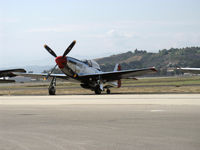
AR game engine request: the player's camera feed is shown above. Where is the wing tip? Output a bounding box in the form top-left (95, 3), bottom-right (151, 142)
top-left (21, 69), bottom-right (27, 73)
top-left (150, 67), bottom-right (157, 72)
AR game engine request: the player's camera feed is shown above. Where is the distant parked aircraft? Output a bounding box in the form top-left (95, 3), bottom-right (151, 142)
top-left (177, 68), bottom-right (200, 74)
top-left (16, 40), bottom-right (157, 95)
top-left (0, 69), bottom-right (26, 83)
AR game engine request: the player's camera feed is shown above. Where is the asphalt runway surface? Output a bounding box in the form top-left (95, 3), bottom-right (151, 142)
top-left (0, 94), bottom-right (200, 150)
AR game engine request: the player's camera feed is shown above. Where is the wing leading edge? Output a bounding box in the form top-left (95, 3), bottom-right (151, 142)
top-left (15, 67), bottom-right (157, 83)
top-left (78, 67), bottom-right (157, 82)
top-left (14, 72), bottom-right (68, 80)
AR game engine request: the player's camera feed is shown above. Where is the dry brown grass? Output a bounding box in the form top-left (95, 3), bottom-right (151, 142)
top-left (1, 76), bottom-right (200, 95)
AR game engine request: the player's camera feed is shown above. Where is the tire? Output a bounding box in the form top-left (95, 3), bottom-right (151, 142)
top-left (49, 87), bottom-right (56, 95)
top-left (94, 85), bottom-right (101, 94)
top-left (106, 89), bottom-right (111, 94)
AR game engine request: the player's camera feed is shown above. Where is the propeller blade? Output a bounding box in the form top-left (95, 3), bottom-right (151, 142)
top-left (62, 40), bottom-right (76, 57)
top-left (44, 44), bottom-right (57, 58)
top-left (46, 64), bottom-right (58, 79)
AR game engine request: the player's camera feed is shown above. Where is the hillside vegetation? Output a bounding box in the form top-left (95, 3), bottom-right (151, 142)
top-left (96, 47), bottom-right (200, 76)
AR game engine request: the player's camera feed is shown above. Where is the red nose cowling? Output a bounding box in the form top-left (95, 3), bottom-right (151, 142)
top-left (55, 56), bottom-right (67, 69)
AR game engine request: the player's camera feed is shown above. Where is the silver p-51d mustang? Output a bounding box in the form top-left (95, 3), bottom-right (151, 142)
top-left (16, 40), bottom-right (157, 95)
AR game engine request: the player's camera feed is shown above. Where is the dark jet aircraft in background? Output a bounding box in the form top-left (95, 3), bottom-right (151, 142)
top-left (16, 40), bottom-right (157, 95)
top-left (0, 69), bottom-right (26, 83)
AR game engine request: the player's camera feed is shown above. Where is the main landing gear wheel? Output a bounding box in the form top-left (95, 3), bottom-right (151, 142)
top-left (94, 85), bottom-right (101, 95)
top-left (49, 77), bottom-right (56, 95)
top-left (49, 87), bottom-right (56, 95)
top-left (106, 89), bottom-right (111, 94)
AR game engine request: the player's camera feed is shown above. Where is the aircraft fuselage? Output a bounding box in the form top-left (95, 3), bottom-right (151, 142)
top-left (55, 56), bottom-right (103, 90)
top-left (57, 56), bottom-right (100, 77)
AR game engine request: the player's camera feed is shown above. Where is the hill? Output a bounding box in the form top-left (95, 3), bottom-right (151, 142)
top-left (95, 47), bottom-right (200, 76)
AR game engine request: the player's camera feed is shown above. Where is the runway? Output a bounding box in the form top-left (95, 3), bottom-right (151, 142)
top-left (1, 94), bottom-right (200, 105)
top-left (0, 94), bottom-right (200, 150)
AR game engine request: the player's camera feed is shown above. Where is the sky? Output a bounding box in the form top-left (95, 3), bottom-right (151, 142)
top-left (0, 0), bottom-right (200, 68)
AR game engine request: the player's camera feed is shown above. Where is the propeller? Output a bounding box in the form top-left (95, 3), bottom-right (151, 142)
top-left (44, 40), bottom-right (76, 79)
top-left (44, 45), bottom-right (57, 58)
top-left (63, 40), bottom-right (76, 57)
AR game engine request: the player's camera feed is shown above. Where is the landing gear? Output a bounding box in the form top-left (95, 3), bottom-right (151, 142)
top-left (49, 86), bottom-right (56, 95)
top-left (94, 85), bottom-right (101, 94)
top-left (49, 77), bottom-right (56, 95)
top-left (106, 89), bottom-right (111, 94)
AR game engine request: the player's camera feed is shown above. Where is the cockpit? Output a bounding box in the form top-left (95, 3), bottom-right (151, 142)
top-left (82, 59), bottom-right (101, 70)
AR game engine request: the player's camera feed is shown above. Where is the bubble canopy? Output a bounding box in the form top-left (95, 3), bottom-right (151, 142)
top-left (82, 59), bottom-right (101, 70)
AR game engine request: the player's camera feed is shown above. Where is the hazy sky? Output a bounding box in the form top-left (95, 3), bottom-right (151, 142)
top-left (0, 0), bottom-right (200, 68)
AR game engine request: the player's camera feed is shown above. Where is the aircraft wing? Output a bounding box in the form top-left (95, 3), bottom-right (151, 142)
top-left (78, 67), bottom-right (157, 82)
top-left (178, 68), bottom-right (200, 74)
top-left (14, 72), bottom-right (69, 80)
top-left (0, 69), bottom-right (26, 77)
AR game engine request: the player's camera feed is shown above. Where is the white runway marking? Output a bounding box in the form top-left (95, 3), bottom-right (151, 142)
top-left (150, 109), bottom-right (165, 112)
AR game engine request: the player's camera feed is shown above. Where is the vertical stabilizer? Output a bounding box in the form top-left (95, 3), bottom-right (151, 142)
top-left (114, 64), bottom-right (121, 88)
top-left (114, 64), bottom-right (121, 71)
